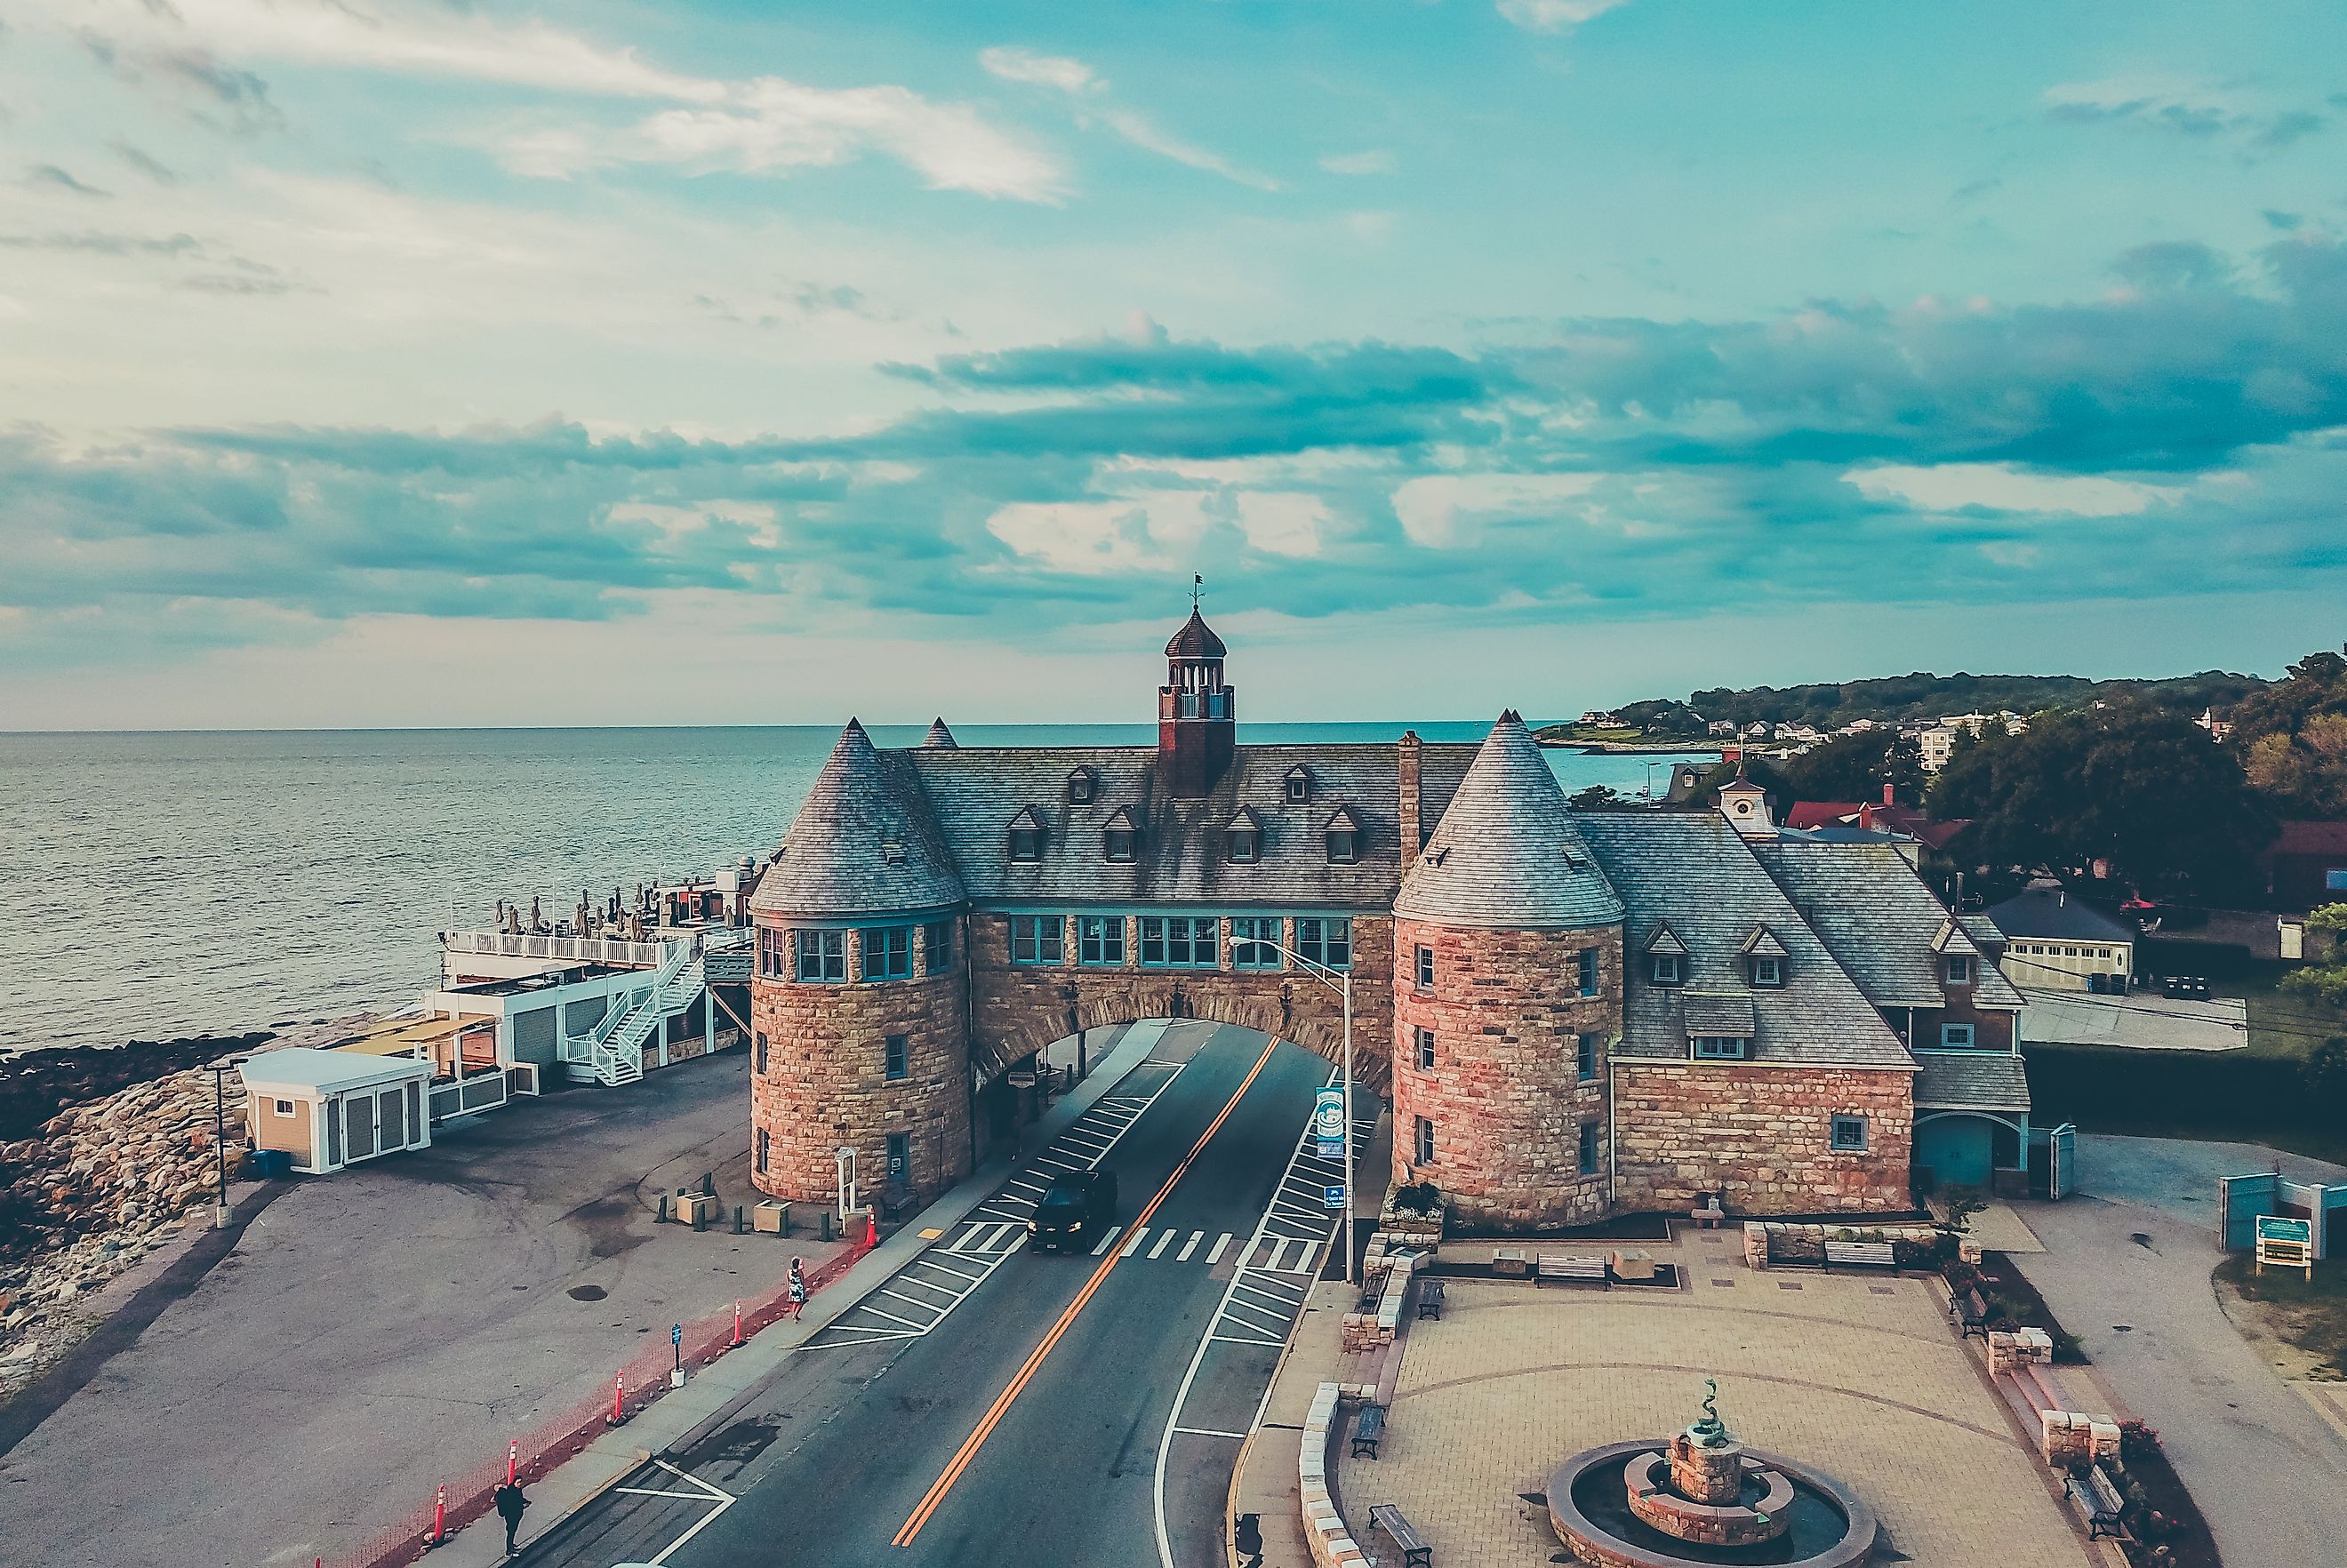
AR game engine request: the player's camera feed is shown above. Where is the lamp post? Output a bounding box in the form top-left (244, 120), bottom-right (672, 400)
top-left (204, 1060), bottom-right (239, 1229)
top-left (1230, 933), bottom-right (1356, 1284)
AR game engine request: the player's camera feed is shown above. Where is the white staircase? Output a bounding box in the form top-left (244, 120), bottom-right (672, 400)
top-left (573, 930), bottom-right (753, 1088)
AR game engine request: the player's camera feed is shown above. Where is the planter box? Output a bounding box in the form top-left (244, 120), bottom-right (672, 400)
top-left (753, 1200), bottom-right (791, 1235)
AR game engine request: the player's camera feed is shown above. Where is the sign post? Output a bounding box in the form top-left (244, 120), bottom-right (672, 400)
top-left (670, 1323), bottom-right (686, 1388)
top-left (2255, 1214), bottom-right (2314, 1280)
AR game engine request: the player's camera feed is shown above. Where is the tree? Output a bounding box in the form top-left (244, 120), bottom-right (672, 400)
top-left (1614, 699), bottom-right (1707, 738)
top-left (2224, 644), bottom-right (2347, 816)
top-left (1782, 731), bottom-right (1926, 804)
top-left (1926, 701), bottom-right (2276, 896)
top-left (2301, 1037), bottom-right (2347, 1113)
top-left (1567, 784), bottom-right (1639, 811)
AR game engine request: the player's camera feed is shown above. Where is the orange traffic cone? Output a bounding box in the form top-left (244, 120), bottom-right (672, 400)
top-left (863, 1212), bottom-right (878, 1249)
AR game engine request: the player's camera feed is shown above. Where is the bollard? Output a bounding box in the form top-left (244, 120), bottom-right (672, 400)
top-left (656, 1194), bottom-right (669, 1223)
top-left (733, 1300), bottom-right (744, 1348)
top-left (693, 1203), bottom-right (706, 1233)
top-left (821, 1211), bottom-right (835, 1243)
top-left (701, 1172), bottom-right (716, 1197)
top-left (733, 1204), bottom-right (746, 1235)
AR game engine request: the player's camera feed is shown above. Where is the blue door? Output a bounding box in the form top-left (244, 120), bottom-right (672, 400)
top-left (1918, 1116), bottom-right (1993, 1191)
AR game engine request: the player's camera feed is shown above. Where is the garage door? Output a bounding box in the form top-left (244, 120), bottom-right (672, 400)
top-left (1918, 1117), bottom-right (1992, 1191)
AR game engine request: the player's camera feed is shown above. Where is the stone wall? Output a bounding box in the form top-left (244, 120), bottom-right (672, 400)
top-left (749, 920), bottom-right (972, 1208)
top-left (1390, 918), bottom-right (1622, 1229)
top-left (1613, 1061), bottom-right (1912, 1215)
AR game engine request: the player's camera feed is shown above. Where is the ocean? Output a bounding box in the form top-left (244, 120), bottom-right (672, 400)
top-left (0, 724), bottom-right (1708, 1054)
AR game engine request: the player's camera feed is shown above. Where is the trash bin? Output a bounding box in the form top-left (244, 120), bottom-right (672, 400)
top-left (251, 1148), bottom-right (293, 1179)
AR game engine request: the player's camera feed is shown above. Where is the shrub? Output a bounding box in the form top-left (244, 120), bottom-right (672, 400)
top-left (2118, 1418), bottom-right (2163, 1460)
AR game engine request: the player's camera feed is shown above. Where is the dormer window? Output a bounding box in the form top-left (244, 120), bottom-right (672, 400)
top-left (1067, 767), bottom-right (1097, 805)
top-left (1652, 953), bottom-right (1684, 987)
top-left (1226, 806), bottom-right (1262, 864)
top-left (1740, 926), bottom-right (1789, 989)
top-left (1006, 806), bottom-right (1047, 863)
top-left (1324, 806), bottom-right (1362, 864)
top-left (1945, 954), bottom-right (1975, 986)
top-left (1643, 922), bottom-right (1687, 988)
top-left (1691, 1036), bottom-right (1750, 1060)
top-left (1101, 805), bottom-right (1139, 863)
top-left (1285, 765), bottom-right (1312, 804)
top-left (1749, 956), bottom-right (1784, 988)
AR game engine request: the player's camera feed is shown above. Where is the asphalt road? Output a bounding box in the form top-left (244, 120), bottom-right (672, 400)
top-left (523, 1022), bottom-right (1356, 1568)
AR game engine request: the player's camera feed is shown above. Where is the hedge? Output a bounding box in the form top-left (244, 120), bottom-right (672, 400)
top-left (2023, 1044), bottom-right (2327, 1132)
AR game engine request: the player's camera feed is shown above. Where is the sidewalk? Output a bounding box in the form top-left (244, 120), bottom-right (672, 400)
top-left (1230, 1279), bottom-right (1351, 1568)
top-left (437, 1020), bottom-right (1167, 1566)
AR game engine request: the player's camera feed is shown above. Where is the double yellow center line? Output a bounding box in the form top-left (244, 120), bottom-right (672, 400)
top-left (892, 1035), bottom-right (1280, 1548)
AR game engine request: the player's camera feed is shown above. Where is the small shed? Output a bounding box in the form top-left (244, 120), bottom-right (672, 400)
top-left (241, 1049), bottom-right (434, 1174)
top-left (1986, 884), bottom-right (2135, 992)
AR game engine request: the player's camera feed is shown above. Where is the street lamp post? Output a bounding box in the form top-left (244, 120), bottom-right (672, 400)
top-left (204, 1060), bottom-right (238, 1229)
top-left (1230, 934), bottom-right (1356, 1284)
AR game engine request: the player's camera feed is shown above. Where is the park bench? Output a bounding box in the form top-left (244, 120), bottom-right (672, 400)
top-left (2064, 1466), bottom-right (2130, 1541)
top-left (1491, 1247), bottom-right (1529, 1278)
top-left (1950, 1284), bottom-right (1991, 1340)
top-left (1350, 1403), bottom-right (1388, 1460)
top-left (1368, 1503), bottom-right (1432, 1568)
top-left (1417, 1278), bottom-right (1446, 1320)
top-left (1822, 1239), bottom-right (1897, 1274)
top-left (1535, 1253), bottom-right (1609, 1287)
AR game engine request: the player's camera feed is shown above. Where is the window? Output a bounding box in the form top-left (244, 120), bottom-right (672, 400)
top-left (1651, 953), bottom-right (1683, 987)
top-left (1326, 826), bottom-right (1359, 863)
top-left (1577, 948), bottom-right (1600, 997)
top-left (861, 924), bottom-right (911, 981)
top-left (1227, 826), bottom-right (1260, 862)
top-left (1078, 915), bottom-right (1125, 967)
top-left (1692, 1036), bottom-right (1750, 1060)
top-left (755, 1031), bottom-right (768, 1074)
top-left (756, 1126), bottom-right (769, 1174)
top-left (1231, 916), bottom-right (1282, 969)
top-left (1141, 916), bottom-right (1220, 967)
top-left (1415, 1027), bottom-right (1436, 1070)
top-left (757, 925), bottom-right (786, 977)
top-left (1011, 916), bottom-right (1063, 965)
top-left (1939, 1022), bottom-right (1976, 1049)
top-left (1414, 1116), bottom-right (1435, 1165)
top-left (1749, 956), bottom-right (1784, 988)
top-left (1103, 828), bottom-right (1136, 862)
top-left (1009, 828), bottom-right (1044, 861)
top-left (1578, 1121), bottom-right (1600, 1176)
top-left (795, 928), bottom-right (845, 982)
top-left (1414, 945), bottom-right (1435, 990)
top-left (884, 1034), bottom-right (909, 1081)
top-left (1286, 766), bottom-right (1311, 804)
top-left (924, 920), bottom-right (953, 974)
top-left (1067, 768), bottom-right (1096, 804)
top-left (2327, 868), bottom-right (2347, 892)
top-left (886, 1132), bottom-right (911, 1180)
top-left (1296, 916), bottom-right (1351, 972)
top-left (1576, 1033), bottom-right (1598, 1082)
top-left (1830, 1114), bottom-right (1869, 1153)
top-left (1945, 955), bottom-right (1975, 985)
top-left (272, 1098), bottom-right (295, 1117)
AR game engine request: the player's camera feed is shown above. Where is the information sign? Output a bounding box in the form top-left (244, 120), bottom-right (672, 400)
top-left (1324, 1183), bottom-right (1348, 1211)
top-left (2255, 1214), bottom-right (2314, 1280)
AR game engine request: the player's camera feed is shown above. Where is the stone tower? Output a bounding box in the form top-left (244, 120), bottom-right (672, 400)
top-left (1158, 608), bottom-right (1236, 797)
top-left (748, 719), bottom-right (972, 1208)
top-left (1390, 711), bottom-right (1627, 1228)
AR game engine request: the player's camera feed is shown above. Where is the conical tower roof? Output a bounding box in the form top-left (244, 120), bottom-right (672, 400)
top-left (1165, 608), bottom-right (1227, 660)
top-left (922, 717), bottom-right (958, 749)
top-left (1395, 710), bottom-right (1624, 929)
top-left (750, 720), bottom-right (965, 917)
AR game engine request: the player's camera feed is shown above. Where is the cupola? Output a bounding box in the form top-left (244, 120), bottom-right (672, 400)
top-left (1158, 592), bottom-right (1236, 798)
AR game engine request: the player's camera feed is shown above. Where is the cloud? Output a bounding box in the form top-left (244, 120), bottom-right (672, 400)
top-left (0, 230), bottom-right (200, 257)
top-left (108, 141), bottom-right (182, 185)
top-left (27, 164), bottom-right (111, 198)
top-left (2045, 79), bottom-right (2327, 150)
top-left (1319, 150), bottom-right (1396, 176)
top-left (1391, 473), bottom-right (1603, 546)
top-left (978, 43), bottom-right (1277, 191)
top-left (1842, 464), bottom-right (2184, 517)
top-left (1497, 1), bottom-right (1632, 35)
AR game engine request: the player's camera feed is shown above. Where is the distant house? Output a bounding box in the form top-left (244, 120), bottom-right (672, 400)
top-left (1785, 788), bottom-right (1972, 855)
top-left (1986, 884), bottom-right (2135, 992)
top-left (1786, 801), bottom-right (1864, 832)
top-left (2195, 708), bottom-right (2234, 742)
top-left (1707, 720), bottom-right (1740, 737)
top-left (2263, 821), bottom-right (2347, 910)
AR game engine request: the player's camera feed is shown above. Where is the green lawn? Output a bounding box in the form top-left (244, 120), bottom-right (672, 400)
top-left (2215, 1252), bottom-right (2347, 1380)
top-left (2239, 972), bottom-right (2347, 1060)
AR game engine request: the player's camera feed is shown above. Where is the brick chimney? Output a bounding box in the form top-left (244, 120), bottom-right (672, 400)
top-left (1398, 730), bottom-right (1422, 869)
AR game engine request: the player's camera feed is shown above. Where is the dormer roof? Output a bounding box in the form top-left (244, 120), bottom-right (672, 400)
top-left (1642, 921), bottom-right (1688, 956)
top-left (1325, 804), bottom-right (1364, 833)
top-left (1227, 805), bottom-right (1264, 833)
top-left (1006, 805), bottom-right (1048, 834)
top-left (1101, 804), bottom-right (1141, 833)
top-left (1684, 993), bottom-right (1758, 1039)
top-left (922, 717), bottom-right (957, 750)
top-left (750, 719), bottom-right (965, 917)
top-left (1931, 917), bottom-right (1982, 958)
top-left (1395, 710), bottom-right (1625, 930)
top-left (1740, 925), bottom-right (1790, 959)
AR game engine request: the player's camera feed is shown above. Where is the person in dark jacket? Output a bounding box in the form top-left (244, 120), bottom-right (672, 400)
top-left (493, 1480), bottom-right (528, 1556)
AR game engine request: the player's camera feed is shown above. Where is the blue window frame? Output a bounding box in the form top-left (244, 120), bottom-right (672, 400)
top-left (1078, 916), bottom-right (1125, 967)
top-left (1011, 916), bottom-right (1063, 965)
top-left (1231, 916), bottom-right (1282, 970)
top-left (1830, 1115), bottom-right (1869, 1153)
top-left (923, 920), bottom-right (953, 974)
top-left (862, 925), bottom-right (911, 981)
top-left (2327, 868), bottom-right (2347, 892)
top-left (1578, 1121), bottom-right (1600, 1176)
top-left (794, 929), bottom-right (845, 982)
top-left (884, 1034), bottom-right (909, 1081)
top-left (1576, 1032), bottom-right (1598, 1082)
top-left (1577, 948), bottom-right (1600, 996)
top-left (1692, 1036), bottom-right (1750, 1060)
top-left (1141, 916), bottom-right (1219, 968)
top-left (1414, 945), bottom-right (1434, 989)
top-left (1296, 916), bottom-right (1350, 972)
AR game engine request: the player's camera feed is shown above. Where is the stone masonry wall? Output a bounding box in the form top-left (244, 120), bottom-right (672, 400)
top-left (749, 919), bottom-right (971, 1208)
top-left (1390, 918), bottom-right (1623, 1229)
top-left (969, 913), bottom-right (1396, 1090)
top-left (1613, 1060), bottom-right (1912, 1216)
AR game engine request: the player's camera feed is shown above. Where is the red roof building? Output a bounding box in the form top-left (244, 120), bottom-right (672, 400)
top-left (2263, 820), bottom-right (2347, 910)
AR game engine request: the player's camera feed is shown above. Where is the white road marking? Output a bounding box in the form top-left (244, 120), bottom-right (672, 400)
top-left (1206, 1330), bottom-right (1284, 1348)
top-left (1206, 1233), bottom-right (1232, 1264)
top-left (1091, 1224), bottom-right (1124, 1256)
top-left (1149, 1229), bottom-right (1176, 1260)
top-left (613, 1486), bottom-right (711, 1500)
top-left (855, 1301), bottom-right (930, 1332)
top-left (954, 1223), bottom-right (987, 1251)
top-left (1177, 1230), bottom-right (1203, 1261)
top-left (635, 1457), bottom-right (736, 1565)
top-left (1121, 1226), bottom-right (1149, 1258)
top-left (876, 1286), bottom-right (945, 1316)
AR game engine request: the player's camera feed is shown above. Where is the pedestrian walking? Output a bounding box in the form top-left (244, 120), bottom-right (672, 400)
top-left (785, 1257), bottom-right (807, 1320)
top-left (493, 1479), bottom-right (529, 1556)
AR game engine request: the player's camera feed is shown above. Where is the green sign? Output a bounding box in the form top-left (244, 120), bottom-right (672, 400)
top-left (2256, 1215), bottom-right (2313, 1247)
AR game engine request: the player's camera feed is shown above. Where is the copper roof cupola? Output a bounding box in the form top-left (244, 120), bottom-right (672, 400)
top-left (1159, 603), bottom-right (1236, 798)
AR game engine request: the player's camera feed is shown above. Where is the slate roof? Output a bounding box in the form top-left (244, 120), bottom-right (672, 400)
top-left (903, 740), bottom-right (1474, 908)
top-left (1394, 712), bottom-right (1624, 929)
top-left (1165, 609), bottom-right (1228, 660)
top-left (923, 718), bottom-right (958, 749)
top-left (751, 720), bottom-right (967, 917)
top-left (1914, 1050), bottom-right (2032, 1114)
top-left (1984, 887), bottom-right (2136, 947)
top-left (1749, 838), bottom-right (2026, 1011)
top-left (1572, 812), bottom-right (1913, 1070)
top-left (1685, 993), bottom-right (1759, 1037)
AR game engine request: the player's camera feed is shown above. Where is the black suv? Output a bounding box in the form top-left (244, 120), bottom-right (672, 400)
top-left (1029, 1170), bottom-right (1117, 1252)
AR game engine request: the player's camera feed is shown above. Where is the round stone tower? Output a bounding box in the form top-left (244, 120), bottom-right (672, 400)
top-left (1390, 710), bottom-right (1626, 1229)
top-left (749, 719), bottom-right (971, 1209)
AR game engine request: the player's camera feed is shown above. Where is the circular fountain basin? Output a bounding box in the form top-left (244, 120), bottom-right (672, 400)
top-left (1623, 1450), bottom-right (1794, 1548)
top-left (1548, 1442), bottom-right (1877, 1568)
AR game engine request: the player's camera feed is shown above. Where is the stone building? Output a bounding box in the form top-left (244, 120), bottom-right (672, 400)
top-left (748, 612), bottom-right (2030, 1227)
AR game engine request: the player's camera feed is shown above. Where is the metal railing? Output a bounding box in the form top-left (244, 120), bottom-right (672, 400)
top-left (440, 931), bottom-right (668, 967)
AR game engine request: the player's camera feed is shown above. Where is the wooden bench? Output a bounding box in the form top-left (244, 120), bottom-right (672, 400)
top-left (2064, 1467), bottom-right (2130, 1541)
top-left (1535, 1253), bottom-right (1609, 1287)
top-left (1416, 1278), bottom-right (1446, 1320)
top-left (1491, 1248), bottom-right (1529, 1278)
top-left (1950, 1284), bottom-right (1991, 1340)
top-left (1368, 1503), bottom-right (1432, 1568)
top-left (1350, 1403), bottom-right (1388, 1460)
top-left (1691, 1203), bottom-right (1726, 1229)
top-left (1822, 1239), bottom-right (1897, 1274)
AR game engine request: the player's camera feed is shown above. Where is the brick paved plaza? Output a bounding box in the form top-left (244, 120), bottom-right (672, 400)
top-left (1336, 1229), bottom-right (2110, 1568)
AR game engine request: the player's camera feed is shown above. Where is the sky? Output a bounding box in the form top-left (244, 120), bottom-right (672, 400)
top-left (3, 0), bottom-right (2345, 729)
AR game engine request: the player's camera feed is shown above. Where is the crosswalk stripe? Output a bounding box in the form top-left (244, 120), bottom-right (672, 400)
top-left (1121, 1226), bottom-right (1149, 1258)
top-left (1092, 1225), bottom-right (1124, 1257)
top-left (954, 1223), bottom-right (986, 1251)
top-left (1149, 1229), bottom-right (1176, 1260)
top-left (1207, 1233), bottom-right (1232, 1264)
top-left (1177, 1230), bottom-right (1203, 1261)
top-left (984, 1222), bottom-right (1017, 1250)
